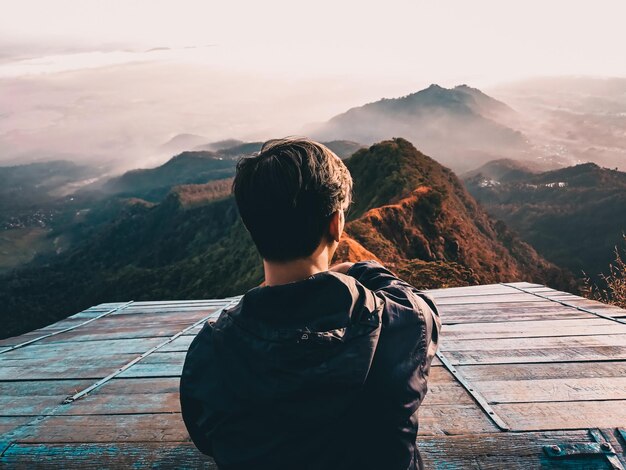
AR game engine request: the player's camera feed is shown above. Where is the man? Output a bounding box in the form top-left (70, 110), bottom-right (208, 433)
top-left (180, 137), bottom-right (441, 469)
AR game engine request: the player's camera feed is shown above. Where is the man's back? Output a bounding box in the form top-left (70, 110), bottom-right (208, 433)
top-left (180, 260), bottom-right (440, 469)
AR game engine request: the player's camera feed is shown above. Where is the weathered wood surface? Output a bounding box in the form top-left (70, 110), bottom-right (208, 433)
top-left (458, 361), bottom-right (626, 381)
top-left (475, 377), bottom-right (626, 403)
top-left (1, 285), bottom-right (626, 468)
top-left (0, 443), bottom-right (218, 469)
top-left (493, 400), bottom-right (626, 431)
top-left (0, 380), bottom-right (92, 416)
top-left (2, 432), bottom-right (613, 470)
top-left (427, 284), bottom-right (626, 435)
top-left (418, 430), bottom-right (620, 469)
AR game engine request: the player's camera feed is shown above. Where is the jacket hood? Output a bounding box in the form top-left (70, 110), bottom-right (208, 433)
top-left (180, 271), bottom-right (384, 465)
top-left (180, 261), bottom-right (439, 469)
top-left (211, 271), bottom-right (383, 406)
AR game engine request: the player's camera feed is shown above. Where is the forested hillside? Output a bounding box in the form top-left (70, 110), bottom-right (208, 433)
top-left (0, 139), bottom-right (570, 338)
top-left (464, 160), bottom-right (626, 279)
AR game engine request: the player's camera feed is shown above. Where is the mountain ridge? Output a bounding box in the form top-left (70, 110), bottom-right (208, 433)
top-left (312, 84), bottom-right (527, 172)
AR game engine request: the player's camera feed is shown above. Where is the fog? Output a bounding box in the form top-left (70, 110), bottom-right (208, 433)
top-left (2, 0), bottom-right (626, 172)
top-left (1, 50), bottom-right (405, 171)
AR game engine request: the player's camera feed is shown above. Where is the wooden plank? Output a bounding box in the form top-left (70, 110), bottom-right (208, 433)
top-left (0, 417), bottom-right (32, 435)
top-left (0, 354), bottom-right (140, 380)
top-left (523, 286), bottom-right (558, 292)
top-left (421, 366), bottom-right (474, 406)
top-left (96, 378), bottom-right (180, 394)
top-left (128, 299), bottom-right (233, 306)
top-left (34, 311), bottom-right (207, 344)
top-left (0, 443), bottom-right (217, 469)
top-left (17, 414), bottom-right (190, 443)
top-left (158, 336), bottom-right (195, 353)
top-left (69, 304), bottom-right (128, 320)
top-left (436, 294), bottom-right (545, 306)
top-left (60, 393), bottom-right (180, 416)
top-left (426, 283), bottom-right (517, 295)
top-left (0, 319), bottom-right (88, 346)
top-left (427, 286), bottom-right (520, 298)
top-left (443, 318), bottom-right (623, 340)
top-left (440, 302), bottom-right (578, 313)
top-left (111, 307), bottom-right (220, 316)
top-left (442, 333), bottom-right (626, 352)
top-left (508, 282), bottom-right (544, 288)
top-left (0, 337), bottom-right (164, 361)
top-left (458, 361), bottom-right (626, 382)
top-left (441, 309), bottom-right (591, 325)
top-left (55, 378), bottom-right (182, 416)
top-left (493, 400), bottom-right (626, 431)
top-left (417, 431), bottom-right (614, 470)
top-left (64, 311), bottom-right (210, 327)
top-left (0, 380), bottom-right (91, 416)
top-left (117, 352), bottom-right (186, 378)
top-left (445, 346), bottom-right (626, 365)
top-left (417, 404), bottom-right (500, 435)
top-left (477, 377), bottom-right (626, 403)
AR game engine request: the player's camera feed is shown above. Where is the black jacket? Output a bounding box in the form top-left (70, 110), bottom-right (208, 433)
top-left (180, 260), bottom-right (441, 469)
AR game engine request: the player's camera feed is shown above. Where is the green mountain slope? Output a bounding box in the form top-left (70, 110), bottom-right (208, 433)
top-left (464, 161), bottom-right (626, 279)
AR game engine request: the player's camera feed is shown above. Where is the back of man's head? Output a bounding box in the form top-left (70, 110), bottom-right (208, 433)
top-left (233, 137), bottom-right (352, 262)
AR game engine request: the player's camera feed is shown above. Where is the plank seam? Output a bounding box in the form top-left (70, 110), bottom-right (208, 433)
top-left (0, 441), bottom-right (12, 458)
top-left (0, 301), bottom-right (134, 355)
top-left (62, 297), bottom-right (241, 404)
top-left (435, 350), bottom-right (511, 431)
top-left (502, 283), bottom-right (626, 326)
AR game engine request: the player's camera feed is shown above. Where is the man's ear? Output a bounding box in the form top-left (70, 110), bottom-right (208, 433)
top-left (328, 210), bottom-right (344, 243)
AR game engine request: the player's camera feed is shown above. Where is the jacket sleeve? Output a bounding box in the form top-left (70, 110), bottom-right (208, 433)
top-left (179, 322), bottom-right (217, 457)
top-left (346, 260), bottom-right (441, 418)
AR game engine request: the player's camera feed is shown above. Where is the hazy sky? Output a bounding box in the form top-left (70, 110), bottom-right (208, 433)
top-left (1, 0), bottom-right (625, 168)
top-left (4, 0), bottom-right (626, 80)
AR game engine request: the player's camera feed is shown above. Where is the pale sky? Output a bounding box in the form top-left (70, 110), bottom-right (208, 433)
top-left (1, 0), bottom-right (625, 168)
top-left (3, 0), bottom-right (626, 82)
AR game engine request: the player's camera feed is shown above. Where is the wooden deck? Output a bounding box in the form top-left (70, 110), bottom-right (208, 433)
top-left (1, 282), bottom-right (626, 468)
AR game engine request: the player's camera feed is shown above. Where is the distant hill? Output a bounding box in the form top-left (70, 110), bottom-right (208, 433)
top-left (194, 140), bottom-right (364, 159)
top-left (322, 140), bottom-right (366, 159)
top-left (102, 140), bottom-right (365, 201)
top-left (158, 133), bottom-right (210, 155)
top-left (464, 161), bottom-right (626, 279)
top-left (461, 158), bottom-right (541, 183)
top-left (194, 138), bottom-right (246, 152)
top-left (0, 138), bottom-right (570, 338)
top-left (312, 84), bottom-right (527, 172)
top-left (102, 151), bottom-right (236, 201)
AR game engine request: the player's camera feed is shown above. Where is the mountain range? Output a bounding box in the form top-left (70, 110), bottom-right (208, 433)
top-left (0, 139), bottom-right (571, 339)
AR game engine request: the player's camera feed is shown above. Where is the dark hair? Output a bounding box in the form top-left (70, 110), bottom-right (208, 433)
top-left (233, 137), bottom-right (352, 262)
